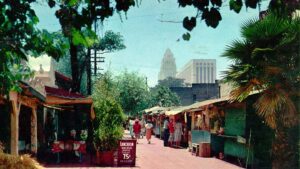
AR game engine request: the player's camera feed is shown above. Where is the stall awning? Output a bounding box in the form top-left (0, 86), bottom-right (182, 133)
top-left (165, 106), bottom-right (189, 116)
top-left (145, 106), bottom-right (160, 113)
top-left (164, 97), bottom-right (231, 116)
top-left (186, 96), bottom-right (231, 111)
top-left (144, 106), bottom-right (169, 114)
top-left (44, 86), bottom-right (93, 105)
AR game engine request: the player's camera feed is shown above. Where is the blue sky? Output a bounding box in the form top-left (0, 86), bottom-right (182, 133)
top-left (30, 1), bottom-right (268, 87)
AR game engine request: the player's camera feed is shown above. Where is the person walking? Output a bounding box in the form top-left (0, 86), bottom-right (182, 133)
top-left (163, 117), bottom-right (169, 147)
top-left (129, 118), bottom-right (135, 139)
top-left (133, 120), bottom-right (141, 142)
top-left (174, 119), bottom-right (183, 148)
top-left (140, 118), bottom-right (146, 139)
top-left (145, 121), bottom-right (153, 144)
top-left (168, 119), bottom-right (175, 147)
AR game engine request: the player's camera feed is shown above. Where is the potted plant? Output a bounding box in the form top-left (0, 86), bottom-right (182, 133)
top-left (92, 72), bottom-right (125, 166)
top-left (93, 99), bottom-right (124, 166)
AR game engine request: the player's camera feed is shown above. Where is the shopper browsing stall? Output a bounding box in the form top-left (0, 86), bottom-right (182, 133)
top-left (163, 117), bottom-right (169, 147)
top-left (168, 119), bottom-right (175, 147)
top-left (174, 119), bottom-right (183, 148)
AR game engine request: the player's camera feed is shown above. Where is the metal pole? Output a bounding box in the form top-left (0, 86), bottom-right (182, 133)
top-left (94, 20), bottom-right (97, 76)
top-left (87, 48), bottom-right (91, 94)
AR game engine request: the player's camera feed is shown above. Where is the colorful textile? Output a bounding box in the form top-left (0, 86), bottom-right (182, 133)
top-left (168, 122), bottom-right (175, 133)
top-left (174, 122), bottom-right (182, 142)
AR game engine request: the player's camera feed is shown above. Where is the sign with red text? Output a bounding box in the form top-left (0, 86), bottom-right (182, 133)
top-left (117, 139), bottom-right (136, 167)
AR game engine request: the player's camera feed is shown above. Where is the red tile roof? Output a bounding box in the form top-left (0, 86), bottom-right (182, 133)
top-left (55, 71), bottom-right (72, 83)
top-left (45, 86), bottom-right (86, 99)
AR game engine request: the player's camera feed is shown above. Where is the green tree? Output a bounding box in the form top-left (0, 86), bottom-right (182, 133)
top-left (115, 71), bottom-right (150, 116)
top-left (92, 72), bottom-right (125, 151)
top-left (53, 30), bottom-right (125, 95)
top-left (158, 77), bottom-right (186, 88)
top-left (150, 85), bottom-right (180, 107)
top-left (94, 31), bottom-right (126, 54)
top-left (47, 0), bottom-right (135, 92)
top-left (0, 1), bottom-right (66, 95)
top-left (222, 13), bottom-right (300, 169)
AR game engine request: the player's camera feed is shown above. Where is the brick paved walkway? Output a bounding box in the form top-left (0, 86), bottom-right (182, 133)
top-left (45, 132), bottom-right (243, 169)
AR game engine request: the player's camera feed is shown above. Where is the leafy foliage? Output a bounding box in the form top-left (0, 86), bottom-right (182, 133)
top-left (178, 0), bottom-right (299, 40)
top-left (49, 0), bottom-right (132, 92)
top-left (222, 13), bottom-right (300, 169)
top-left (52, 30), bottom-right (125, 94)
top-left (182, 32), bottom-right (191, 41)
top-left (92, 72), bottom-right (125, 151)
top-left (94, 31), bottom-right (126, 53)
top-left (223, 14), bottom-right (300, 128)
top-left (229, 0), bottom-right (243, 13)
top-left (116, 71), bottom-right (150, 116)
top-left (0, 0), bottom-right (66, 95)
top-left (150, 85), bottom-right (180, 107)
top-left (158, 77), bottom-right (186, 88)
top-left (183, 16), bottom-right (197, 31)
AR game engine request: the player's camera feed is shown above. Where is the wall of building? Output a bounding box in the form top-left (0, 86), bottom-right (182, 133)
top-left (170, 83), bottom-right (220, 106)
top-left (219, 82), bottom-right (234, 97)
top-left (176, 59), bottom-right (216, 84)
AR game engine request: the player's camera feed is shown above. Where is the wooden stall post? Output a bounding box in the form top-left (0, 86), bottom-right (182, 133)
top-left (31, 104), bottom-right (38, 154)
top-left (189, 112), bottom-right (195, 150)
top-left (10, 91), bottom-right (20, 155)
top-left (191, 112), bottom-right (195, 130)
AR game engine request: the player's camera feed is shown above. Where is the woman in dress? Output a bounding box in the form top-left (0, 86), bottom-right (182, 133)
top-left (145, 121), bottom-right (153, 144)
top-left (133, 120), bottom-right (141, 141)
top-left (174, 119), bottom-right (183, 148)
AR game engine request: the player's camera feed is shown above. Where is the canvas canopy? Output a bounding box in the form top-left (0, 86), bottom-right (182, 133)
top-left (165, 96), bottom-right (231, 116)
top-left (165, 106), bottom-right (188, 116)
top-left (144, 106), bottom-right (168, 114)
top-left (186, 96), bottom-right (231, 111)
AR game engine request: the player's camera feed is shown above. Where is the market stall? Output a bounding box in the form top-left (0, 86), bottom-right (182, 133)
top-left (165, 106), bottom-right (191, 147)
top-left (144, 106), bottom-right (169, 138)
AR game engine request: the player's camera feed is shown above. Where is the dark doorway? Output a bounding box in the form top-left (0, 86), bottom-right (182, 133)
top-left (19, 105), bottom-right (32, 154)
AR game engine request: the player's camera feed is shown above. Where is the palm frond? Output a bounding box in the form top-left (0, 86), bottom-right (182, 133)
top-left (224, 64), bottom-right (252, 80)
top-left (251, 47), bottom-right (274, 60)
top-left (254, 88), bottom-right (298, 129)
top-left (222, 39), bottom-right (252, 62)
top-left (229, 80), bottom-right (258, 102)
top-left (279, 92), bottom-right (298, 127)
top-left (242, 15), bottom-right (289, 44)
top-left (264, 66), bottom-right (283, 76)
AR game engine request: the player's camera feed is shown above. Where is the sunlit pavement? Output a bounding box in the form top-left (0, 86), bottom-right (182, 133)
top-left (44, 131), bottom-right (243, 169)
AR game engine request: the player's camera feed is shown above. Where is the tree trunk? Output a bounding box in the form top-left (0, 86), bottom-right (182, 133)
top-left (272, 126), bottom-right (298, 169)
top-left (70, 42), bottom-right (80, 92)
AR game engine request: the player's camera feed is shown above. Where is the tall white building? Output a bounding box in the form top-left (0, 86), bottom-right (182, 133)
top-left (176, 59), bottom-right (216, 84)
top-left (158, 48), bottom-right (177, 80)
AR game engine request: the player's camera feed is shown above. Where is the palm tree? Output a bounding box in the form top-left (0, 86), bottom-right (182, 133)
top-left (222, 13), bottom-right (300, 169)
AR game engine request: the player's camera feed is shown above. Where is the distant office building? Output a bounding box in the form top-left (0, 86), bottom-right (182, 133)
top-left (170, 83), bottom-right (220, 106)
top-left (158, 48), bottom-right (177, 81)
top-left (176, 59), bottom-right (216, 84)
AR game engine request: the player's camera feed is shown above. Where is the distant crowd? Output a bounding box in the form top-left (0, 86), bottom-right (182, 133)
top-left (126, 117), bottom-right (183, 148)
